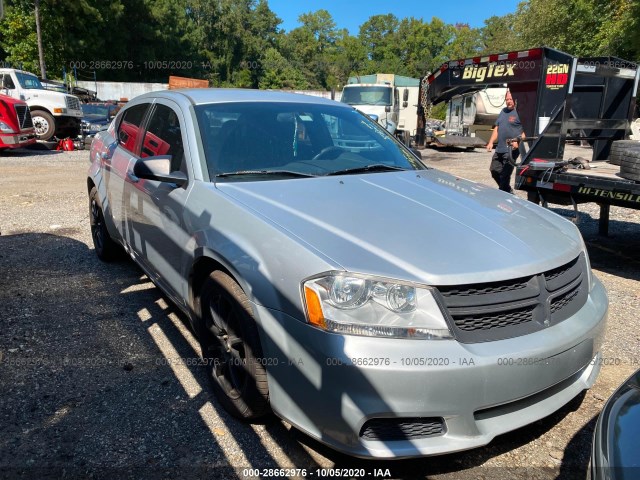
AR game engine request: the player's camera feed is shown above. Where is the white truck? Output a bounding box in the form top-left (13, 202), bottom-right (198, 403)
top-left (340, 74), bottom-right (419, 144)
top-left (0, 68), bottom-right (83, 140)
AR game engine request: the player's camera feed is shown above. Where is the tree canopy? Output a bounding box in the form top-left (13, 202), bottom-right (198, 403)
top-left (1, 0), bottom-right (638, 89)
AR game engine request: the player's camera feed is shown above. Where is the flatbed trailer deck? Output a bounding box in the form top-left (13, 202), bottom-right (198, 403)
top-left (518, 156), bottom-right (640, 235)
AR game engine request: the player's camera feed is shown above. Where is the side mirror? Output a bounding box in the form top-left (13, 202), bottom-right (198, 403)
top-left (403, 88), bottom-right (409, 102)
top-left (133, 155), bottom-right (187, 187)
top-left (385, 105), bottom-right (391, 113)
top-left (402, 101), bottom-right (408, 108)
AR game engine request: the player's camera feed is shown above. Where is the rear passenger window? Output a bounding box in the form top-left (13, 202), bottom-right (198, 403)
top-left (142, 104), bottom-right (185, 174)
top-left (117, 103), bottom-right (148, 154)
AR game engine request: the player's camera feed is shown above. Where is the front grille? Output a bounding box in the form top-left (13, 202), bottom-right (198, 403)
top-left (436, 254), bottom-right (588, 343)
top-left (454, 305), bottom-right (535, 332)
top-left (65, 95), bottom-right (81, 111)
top-left (14, 105), bottom-right (34, 129)
top-left (360, 417), bottom-right (445, 441)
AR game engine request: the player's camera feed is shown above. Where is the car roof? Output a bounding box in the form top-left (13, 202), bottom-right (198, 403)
top-left (142, 88), bottom-right (346, 108)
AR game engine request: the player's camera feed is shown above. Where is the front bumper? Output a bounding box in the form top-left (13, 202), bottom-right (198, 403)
top-left (0, 131), bottom-right (37, 149)
top-left (258, 278), bottom-right (608, 458)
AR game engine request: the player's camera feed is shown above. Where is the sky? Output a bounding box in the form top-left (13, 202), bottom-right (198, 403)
top-left (267, 0), bottom-right (522, 34)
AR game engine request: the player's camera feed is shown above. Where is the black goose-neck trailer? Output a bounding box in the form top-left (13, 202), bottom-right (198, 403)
top-left (418, 47), bottom-right (640, 235)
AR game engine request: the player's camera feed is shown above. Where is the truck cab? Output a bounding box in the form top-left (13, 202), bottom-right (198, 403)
top-left (341, 81), bottom-right (398, 133)
top-left (0, 94), bottom-right (36, 151)
top-left (340, 74), bottom-right (420, 144)
top-left (0, 68), bottom-right (83, 141)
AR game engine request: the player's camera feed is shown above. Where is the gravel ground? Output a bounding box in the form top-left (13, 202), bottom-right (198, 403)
top-left (0, 144), bottom-right (639, 480)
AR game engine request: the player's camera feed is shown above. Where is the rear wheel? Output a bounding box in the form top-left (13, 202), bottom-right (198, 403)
top-left (89, 187), bottom-right (120, 261)
top-left (31, 110), bottom-right (56, 141)
top-left (196, 271), bottom-right (269, 419)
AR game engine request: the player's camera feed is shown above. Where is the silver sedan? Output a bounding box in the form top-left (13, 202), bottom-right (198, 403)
top-left (87, 89), bottom-right (608, 458)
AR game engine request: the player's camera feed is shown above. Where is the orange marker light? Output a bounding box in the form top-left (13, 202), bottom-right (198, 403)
top-left (304, 286), bottom-right (326, 329)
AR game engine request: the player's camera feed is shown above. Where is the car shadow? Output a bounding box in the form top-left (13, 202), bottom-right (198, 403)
top-left (0, 230), bottom-right (612, 479)
top-left (0, 232), bottom-right (321, 478)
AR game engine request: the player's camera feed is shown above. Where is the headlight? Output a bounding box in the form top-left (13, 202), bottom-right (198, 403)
top-left (0, 121), bottom-right (16, 133)
top-left (302, 273), bottom-right (453, 339)
top-left (579, 236), bottom-right (595, 291)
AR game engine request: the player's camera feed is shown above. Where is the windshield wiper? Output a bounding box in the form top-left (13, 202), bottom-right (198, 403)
top-left (325, 164), bottom-right (407, 176)
top-left (215, 170), bottom-right (316, 178)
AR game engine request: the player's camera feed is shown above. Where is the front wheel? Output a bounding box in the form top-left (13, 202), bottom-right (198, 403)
top-left (196, 271), bottom-right (269, 420)
top-left (31, 110), bottom-right (56, 141)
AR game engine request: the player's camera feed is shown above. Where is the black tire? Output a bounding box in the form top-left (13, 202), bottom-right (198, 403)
top-left (89, 186), bottom-right (121, 261)
top-left (527, 190), bottom-right (541, 204)
top-left (31, 110), bottom-right (56, 141)
top-left (619, 150), bottom-right (640, 181)
top-left (609, 140), bottom-right (640, 166)
top-left (196, 271), bottom-right (269, 420)
top-left (57, 128), bottom-right (80, 139)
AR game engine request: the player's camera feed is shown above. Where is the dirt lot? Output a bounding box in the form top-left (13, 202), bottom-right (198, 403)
top-left (1, 144), bottom-right (639, 479)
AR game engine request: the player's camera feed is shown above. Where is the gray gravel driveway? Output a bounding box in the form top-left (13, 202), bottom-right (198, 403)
top-left (0, 145), bottom-right (639, 479)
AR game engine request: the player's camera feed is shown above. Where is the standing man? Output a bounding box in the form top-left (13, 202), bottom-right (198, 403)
top-left (486, 90), bottom-right (526, 193)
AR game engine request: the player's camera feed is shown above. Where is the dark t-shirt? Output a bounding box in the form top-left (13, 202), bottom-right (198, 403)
top-left (494, 107), bottom-right (523, 153)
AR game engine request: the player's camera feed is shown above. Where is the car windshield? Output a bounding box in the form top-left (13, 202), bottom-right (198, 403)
top-left (340, 86), bottom-right (392, 106)
top-left (15, 72), bottom-right (44, 90)
top-left (82, 104), bottom-right (111, 119)
top-left (195, 102), bottom-right (423, 181)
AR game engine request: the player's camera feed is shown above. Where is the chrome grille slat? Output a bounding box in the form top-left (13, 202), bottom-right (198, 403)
top-left (65, 96), bottom-right (81, 111)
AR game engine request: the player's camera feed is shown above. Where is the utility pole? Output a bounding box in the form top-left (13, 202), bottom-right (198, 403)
top-left (35, 0), bottom-right (47, 79)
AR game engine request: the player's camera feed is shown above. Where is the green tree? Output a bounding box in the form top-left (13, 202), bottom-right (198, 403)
top-left (358, 13), bottom-right (399, 64)
top-left (0, 3), bottom-right (39, 72)
top-left (510, 0), bottom-right (640, 59)
top-left (328, 29), bottom-right (368, 86)
top-left (481, 14), bottom-right (519, 53)
top-left (282, 9), bottom-right (338, 89)
top-left (259, 47), bottom-right (309, 89)
top-left (186, 0), bottom-right (282, 87)
top-left (442, 23), bottom-right (483, 60)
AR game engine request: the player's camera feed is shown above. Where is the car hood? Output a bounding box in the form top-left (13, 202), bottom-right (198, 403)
top-left (215, 170), bottom-right (582, 285)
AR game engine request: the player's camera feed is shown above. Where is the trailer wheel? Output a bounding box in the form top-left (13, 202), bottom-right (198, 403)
top-left (527, 190), bottom-right (541, 204)
top-left (619, 150), bottom-right (640, 181)
top-left (31, 110), bottom-right (56, 141)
